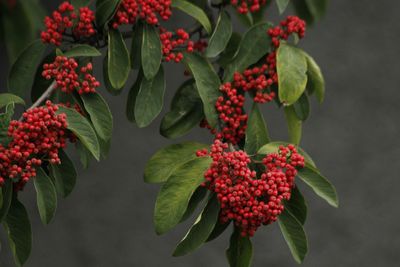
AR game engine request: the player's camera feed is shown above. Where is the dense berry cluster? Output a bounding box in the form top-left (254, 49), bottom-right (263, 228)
top-left (41, 2), bottom-right (96, 46)
top-left (111, 0), bottom-right (172, 28)
top-left (199, 140), bottom-right (304, 236)
top-left (230, 0), bottom-right (268, 14)
top-left (42, 56), bottom-right (100, 95)
top-left (268, 16), bottom-right (306, 48)
top-left (160, 28), bottom-right (194, 63)
top-left (0, 101), bottom-right (71, 190)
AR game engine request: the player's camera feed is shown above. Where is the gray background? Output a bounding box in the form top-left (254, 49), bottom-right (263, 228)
top-left (1, 0), bottom-right (399, 266)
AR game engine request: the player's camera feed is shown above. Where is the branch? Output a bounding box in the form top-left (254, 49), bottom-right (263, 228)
top-left (29, 81), bottom-right (57, 110)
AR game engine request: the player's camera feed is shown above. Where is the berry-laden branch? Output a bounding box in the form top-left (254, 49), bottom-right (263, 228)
top-left (0, 0), bottom-right (337, 266)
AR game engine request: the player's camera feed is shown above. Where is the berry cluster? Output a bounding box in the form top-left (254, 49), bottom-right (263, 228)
top-left (160, 28), bottom-right (194, 63)
top-left (268, 16), bottom-right (306, 48)
top-left (0, 101), bottom-right (71, 190)
top-left (230, 0), bottom-right (268, 14)
top-left (111, 0), bottom-right (172, 28)
top-left (41, 2), bottom-right (96, 46)
top-left (42, 56), bottom-right (100, 95)
top-left (200, 140), bottom-right (304, 236)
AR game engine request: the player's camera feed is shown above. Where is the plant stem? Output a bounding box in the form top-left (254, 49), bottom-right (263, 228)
top-left (29, 81), bottom-right (57, 110)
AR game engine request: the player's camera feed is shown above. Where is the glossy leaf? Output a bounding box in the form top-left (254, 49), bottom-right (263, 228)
top-left (144, 142), bottom-right (208, 183)
top-left (0, 93), bottom-right (24, 109)
top-left (56, 106), bottom-right (100, 160)
top-left (4, 197), bottom-right (32, 267)
top-left (244, 103), bottom-right (270, 155)
top-left (96, 0), bottom-right (121, 27)
top-left (75, 141), bottom-right (93, 169)
top-left (0, 180), bottom-right (12, 222)
top-left (226, 228), bottom-right (253, 267)
top-left (8, 39), bottom-right (46, 98)
top-left (102, 56), bottom-right (121, 96)
top-left (276, 0), bottom-right (290, 13)
top-left (206, 11), bottom-right (232, 58)
top-left (207, 221), bottom-right (231, 242)
top-left (224, 23), bottom-right (272, 81)
top-left (81, 92), bottom-right (113, 141)
top-left (293, 93), bottom-right (310, 121)
top-left (154, 156), bottom-right (212, 235)
top-left (284, 105), bottom-right (302, 145)
top-left (218, 32), bottom-right (241, 67)
top-left (130, 23), bottom-right (143, 69)
top-left (31, 52), bottom-right (55, 102)
top-left (297, 165), bottom-right (339, 207)
top-left (0, 104), bottom-right (14, 145)
top-left (172, 0), bottom-right (212, 34)
top-left (135, 66), bottom-right (165, 128)
top-left (160, 81), bottom-right (203, 139)
top-left (108, 28), bottom-right (130, 89)
top-left (180, 187), bottom-right (208, 223)
top-left (126, 71), bottom-right (143, 122)
top-left (141, 23), bottom-right (162, 79)
top-left (50, 150), bottom-right (77, 198)
top-left (277, 43), bottom-right (308, 105)
top-left (278, 209), bottom-right (308, 264)
top-left (71, 0), bottom-right (91, 7)
top-left (285, 186), bottom-right (307, 225)
top-left (173, 195), bottom-right (220, 256)
top-left (292, 0), bottom-right (314, 24)
top-left (33, 168), bottom-right (57, 225)
top-left (304, 52), bottom-right (325, 103)
top-left (64, 45), bottom-right (101, 58)
top-left (184, 53), bottom-right (221, 128)
top-left (305, 0), bottom-right (328, 21)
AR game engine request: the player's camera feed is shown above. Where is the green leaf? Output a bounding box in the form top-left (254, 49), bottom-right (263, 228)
top-left (180, 187), bottom-right (208, 223)
top-left (144, 142), bottom-right (208, 183)
top-left (223, 22), bottom-right (272, 82)
top-left (257, 141), bottom-right (316, 168)
top-left (154, 156), bottom-right (212, 235)
top-left (126, 71), bottom-right (143, 122)
top-left (232, 6), bottom-right (253, 27)
top-left (108, 28), bottom-right (131, 89)
top-left (4, 197), bottom-right (32, 267)
top-left (305, 0), bottom-right (328, 21)
top-left (141, 23), bottom-right (162, 80)
top-left (173, 195), bottom-right (220, 256)
top-left (96, 0), bottom-right (121, 27)
top-left (226, 228), bottom-right (253, 267)
top-left (64, 45), bottom-right (102, 58)
top-left (0, 93), bottom-right (25, 109)
top-left (71, 0), bottom-right (91, 8)
top-left (102, 56), bottom-right (121, 96)
top-left (134, 66), bottom-right (165, 128)
top-left (292, 0), bottom-right (314, 24)
top-left (278, 209), bottom-right (308, 264)
top-left (160, 81), bottom-right (204, 139)
top-left (297, 166), bottom-right (339, 208)
top-left (206, 11), bottom-right (232, 58)
top-left (183, 53), bottom-right (221, 128)
top-left (31, 52), bottom-right (55, 102)
top-left (0, 104), bottom-right (14, 145)
top-left (75, 141), bottom-right (93, 169)
top-left (81, 92), bottom-right (113, 141)
top-left (276, 0), bottom-right (290, 13)
top-left (56, 106), bottom-right (101, 160)
top-left (285, 186), bottom-right (307, 225)
top-left (293, 93), bottom-right (310, 121)
top-left (277, 43), bottom-right (308, 105)
top-left (304, 52), bottom-right (325, 103)
top-left (172, 0), bottom-right (212, 34)
top-left (8, 39), bottom-right (46, 98)
top-left (218, 32), bottom-right (241, 67)
top-left (50, 150), bottom-right (77, 198)
top-left (130, 23), bottom-right (143, 69)
top-left (284, 105), bottom-right (302, 145)
top-left (33, 168), bottom-right (57, 225)
top-left (206, 221), bottom-right (230, 242)
top-left (244, 103), bottom-right (270, 155)
top-left (0, 180), bottom-right (13, 222)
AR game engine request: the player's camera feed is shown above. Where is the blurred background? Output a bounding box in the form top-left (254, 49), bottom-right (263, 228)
top-left (1, 0), bottom-right (400, 266)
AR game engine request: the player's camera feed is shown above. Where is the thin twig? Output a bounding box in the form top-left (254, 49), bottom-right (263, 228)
top-left (29, 81), bottom-right (57, 110)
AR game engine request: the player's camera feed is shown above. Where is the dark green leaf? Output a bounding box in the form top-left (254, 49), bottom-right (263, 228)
top-left (0, 104), bottom-right (15, 145)
top-left (4, 197), bottom-right (32, 267)
top-left (226, 228), bottom-right (253, 267)
top-left (276, 0), bottom-right (290, 13)
top-left (284, 105), bottom-right (302, 145)
top-left (96, 0), bottom-right (121, 27)
top-left (293, 93), bottom-right (310, 121)
top-left (71, 0), bottom-right (91, 8)
top-left (232, 7), bottom-right (253, 27)
top-left (108, 28), bottom-right (130, 89)
top-left (277, 43), bottom-right (308, 105)
top-left (56, 106), bottom-right (100, 160)
top-left (33, 168), bottom-right (57, 225)
top-left (305, 0), bottom-right (328, 21)
top-left (292, 0), bottom-right (314, 25)
top-left (218, 32), bottom-right (241, 67)
top-left (207, 220), bottom-right (230, 242)
top-left (244, 103), bottom-right (270, 155)
top-left (180, 187), bottom-right (208, 223)
top-left (75, 141), bottom-right (93, 169)
top-left (135, 66), bottom-right (165, 128)
top-left (223, 22), bottom-right (272, 82)
top-left (304, 52), bottom-right (325, 103)
top-left (0, 180), bottom-right (13, 222)
top-left (184, 53), bottom-right (221, 128)
top-left (160, 81), bottom-right (203, 139)
top-left (31, 52), bottom-right (55, 102)
top-left (144, 142), bottom-right (208, 183)
top-left (50, 150), bottom-right (77, 198)
top-left (130, 23), bottom-right (143, 69)
top-left (173, 195), bottom-right (220, 256)
top-left (102, 56), bottom-right (121, 96)
top-left (0, 93), bottom-right (25, 109)
top-left (206, 11), bottom-right (232, 58)
top-left (126, 71), bottom-right (143, 122)
top-left (64, 45), bottom-right (101, 58)
top-left (81, 92), bottom-right (113, 141)
top-left (8, 39), bottom-right (46, 98)
top-left (154, 156), bottom-right (212, 235)
top-left (297, 166), bottom-right (339, 207)
top-left (172, 0), bottom-right (212, 34)
top-left (141, 23), bottom-right (162, 80)
top-left (285, 186), bottom-right (307, 225)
